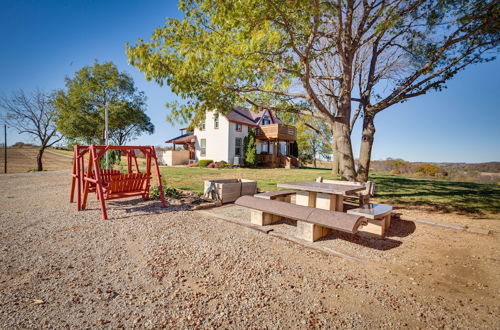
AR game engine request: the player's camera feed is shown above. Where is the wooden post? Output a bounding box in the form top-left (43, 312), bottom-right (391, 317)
top-left (78, 150), bottom-right (85, 211)
top-left (81, 147), bottom-right (94, 210)
top-left (151, 146), bottom-right (166, 208)
top-left (92, 146), bottom-right (108, 220)
top-left (70, 145), bottom-right (77, 203)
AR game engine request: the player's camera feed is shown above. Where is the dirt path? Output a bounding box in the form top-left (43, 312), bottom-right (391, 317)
top-left (0, 172), bottom-right (498, 328)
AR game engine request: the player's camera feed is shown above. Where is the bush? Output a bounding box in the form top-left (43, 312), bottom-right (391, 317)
top-left (100, 149), bottom-right (118, 169)
top-left (149, 185), bottom-right (180, 199)
top-left (164, 186), bottom-right (180, 198)
top-left (207, 162), bottom-right (215, 168)
top-left (214, 160), bottom-right (230, 168)
top-left (149, 185), bottom-right (162, 199)
top-left (197, 159), bottom-right (214, 167)
top-left (415, 163), bottom-right (440, 176)
top-left (244, 129), bottom-right (257, 166)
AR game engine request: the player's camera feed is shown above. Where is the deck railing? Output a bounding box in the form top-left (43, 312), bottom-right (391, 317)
top-left (257, 154), bottom-right (299, 168)
top-left (255, 124), bottom-right (296, 141)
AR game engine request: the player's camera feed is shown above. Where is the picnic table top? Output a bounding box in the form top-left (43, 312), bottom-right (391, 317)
top-left (277, 181), bottom-right (365, 195)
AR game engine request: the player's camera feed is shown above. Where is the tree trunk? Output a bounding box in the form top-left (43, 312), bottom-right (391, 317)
top-left (333, 120), bottom-right (357, 181)
top-left (36, 147), bottom-right (45, 171)
top-left (357, 114), bottom-right (376, 182)
top-left (331, 137), bottom-right (340, 175)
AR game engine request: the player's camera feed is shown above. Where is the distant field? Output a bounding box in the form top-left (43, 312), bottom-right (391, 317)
top-left (0, 147), bottom-right (72, 173)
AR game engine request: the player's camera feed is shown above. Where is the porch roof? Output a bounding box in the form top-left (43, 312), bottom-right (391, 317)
top-left (165, 133), bottom-right (196, 144)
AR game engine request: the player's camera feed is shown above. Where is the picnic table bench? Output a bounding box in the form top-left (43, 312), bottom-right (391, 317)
top-left (235, 196), bottom-right (367, 242)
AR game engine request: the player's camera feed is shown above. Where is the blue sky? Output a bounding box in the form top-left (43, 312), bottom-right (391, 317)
top-left (0, 0), bottom-right (499, 163)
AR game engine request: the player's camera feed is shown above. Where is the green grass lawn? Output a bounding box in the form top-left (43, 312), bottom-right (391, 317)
top-left (158, 167), bottom-right (499, 216)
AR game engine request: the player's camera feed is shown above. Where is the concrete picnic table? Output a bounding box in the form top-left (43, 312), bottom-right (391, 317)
top-left (277, 181), bottom-right (365, 212)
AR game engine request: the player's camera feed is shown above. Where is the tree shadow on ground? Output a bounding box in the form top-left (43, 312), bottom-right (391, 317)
top-left (372, 175), bottom-right (500, 215)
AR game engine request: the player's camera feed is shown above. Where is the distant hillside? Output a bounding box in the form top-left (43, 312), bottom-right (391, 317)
top-left (311, 159), bottom-right (500, 185)
top-left (0, 146), bottom-right (72, 174)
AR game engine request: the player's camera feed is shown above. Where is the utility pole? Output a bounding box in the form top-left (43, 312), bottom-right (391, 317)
top-left (86, 101), bottom-right (110, 168)
top-left (4, 123), bottom-right (6, 174)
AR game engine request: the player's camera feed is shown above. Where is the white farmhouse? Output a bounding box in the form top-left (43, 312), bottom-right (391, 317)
top-left (163, 107), bottom-right (298, 168)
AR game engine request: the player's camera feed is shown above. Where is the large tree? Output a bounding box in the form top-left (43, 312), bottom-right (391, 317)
top-left (0, 90), bottom-right (62, 171)
top-left (54, 61), bottom-right (154, 146)
top-left (127, 0), bottom-right (499, 181)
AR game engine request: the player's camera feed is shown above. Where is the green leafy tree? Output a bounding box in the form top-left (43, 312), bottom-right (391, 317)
top-left (244, 129), bottom-right (257, 166)
top-left (281, 112), bottom-right (332, 167)
top-left (0, 90), bottom-right (62, 171)
top-left (54, 61), bottom-right (154, 146)
top-left (127, 0), bottom-right (499, 181)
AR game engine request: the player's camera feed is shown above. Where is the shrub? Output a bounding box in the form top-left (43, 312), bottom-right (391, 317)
top-left (99, 149), bottom-right (118, 169)
top-left (149, 185), bottom-right (180, 199)
top-left (164, 186), bottom-right (180, 198)
top-left (214, 160), bottom-right (230, 168)
top-left (415, 163), bottom-right (440, 176)
top-left (149, 185), bottom-right (162, 199)
top-left (207, 162), bottom-right (215, 168)
top-left (244, 129), bottom-right (257, 166)
top-left (197, 159), bottom-right (213, 167)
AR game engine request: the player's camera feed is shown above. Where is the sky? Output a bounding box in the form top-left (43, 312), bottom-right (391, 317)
top-left (0, 0), bottom-right (499, 163)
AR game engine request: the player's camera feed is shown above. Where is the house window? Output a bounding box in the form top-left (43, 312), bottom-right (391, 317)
top-left (261, 141), bottom-right (269, 153)
top-left (214, 113), bottom-right (219, 129)
top-left (235, 123), bottom-right (242, 132)
top-left (262, 115), bottom-right (270, 125)
top-left (235, 138), bottom-right (242, 156)
top-left (200, 121), bottom-right (206, 131)
top-left (201, 139), bottom-right (206, 156)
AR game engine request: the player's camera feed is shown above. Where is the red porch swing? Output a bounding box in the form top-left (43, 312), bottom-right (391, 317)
top-left (70, 145), bottom-right (166, 220)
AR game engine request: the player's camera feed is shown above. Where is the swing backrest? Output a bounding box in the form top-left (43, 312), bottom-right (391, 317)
top-left (98, 169), bottom-right (122, 183)
top-left (106, 173), bottom-right (150, 194)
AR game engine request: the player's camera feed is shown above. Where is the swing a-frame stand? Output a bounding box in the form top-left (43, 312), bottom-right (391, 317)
top-left (70, 145), bottom-right (166, 220)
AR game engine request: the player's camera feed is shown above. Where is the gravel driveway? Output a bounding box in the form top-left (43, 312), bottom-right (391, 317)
top-left (0, 172), bottom-right (498, 328)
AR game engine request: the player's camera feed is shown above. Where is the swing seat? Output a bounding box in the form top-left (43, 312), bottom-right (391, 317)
top-left (103, 173), bottom-right (150, 200)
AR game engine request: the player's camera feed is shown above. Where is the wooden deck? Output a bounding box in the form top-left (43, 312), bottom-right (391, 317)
top-left (256, 124), bottom-right (296, 141)
top-left (257, 154), bottom-right (299, 168)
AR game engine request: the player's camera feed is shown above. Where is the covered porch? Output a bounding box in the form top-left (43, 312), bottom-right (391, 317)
top-left (162, 128), bottom-right (196, 166)
top-left (255, 124), bottom-right (298, 168)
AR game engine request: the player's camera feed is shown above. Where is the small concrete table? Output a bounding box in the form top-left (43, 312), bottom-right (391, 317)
top-left (277, 181), bottom-right (365, 240)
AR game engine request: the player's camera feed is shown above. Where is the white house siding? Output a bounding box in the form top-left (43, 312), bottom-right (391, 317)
top-left (158, 150), bottom-right (190, 166)
top-left (228, 123), bottom-right (250, 165)
top-left (193, 111), bottom-right (230, 162)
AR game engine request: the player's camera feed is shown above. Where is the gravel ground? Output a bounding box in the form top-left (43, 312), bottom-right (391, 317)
top-left (0, 172), bottom-right (498, 329)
